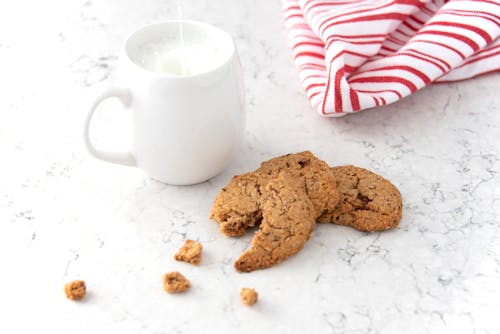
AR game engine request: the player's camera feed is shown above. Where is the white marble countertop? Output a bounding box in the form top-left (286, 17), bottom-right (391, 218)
top-left (1, 0), bottom-right (499, 333)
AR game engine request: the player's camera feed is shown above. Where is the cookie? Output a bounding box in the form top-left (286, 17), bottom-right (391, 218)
top-left (233, 172), bottom-right (316, 272)
top-left (64, 280), bottom-right (86, 300)
top-left (318, 165), bottom-right (402, 231)
top-left (240, 288), bottom-right (258, 306)
top-left (174, 240), bottom-right (203, 265)
top-left (163, 272), bottom-right (191, 293)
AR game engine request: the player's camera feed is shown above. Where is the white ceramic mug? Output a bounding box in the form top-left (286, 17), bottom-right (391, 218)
top-left (84, 21), bottom-right (245, 185)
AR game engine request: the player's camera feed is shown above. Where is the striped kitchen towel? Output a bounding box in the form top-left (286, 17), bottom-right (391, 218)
top-left (283, 0), bottom-right (500, 116)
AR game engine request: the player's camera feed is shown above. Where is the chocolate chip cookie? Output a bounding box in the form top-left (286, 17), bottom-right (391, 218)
top-left (318, 165), bottom-right (402, 231)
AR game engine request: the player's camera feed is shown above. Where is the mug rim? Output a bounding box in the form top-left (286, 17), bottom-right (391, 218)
top-left (122, 20), bottom-right (236, 79)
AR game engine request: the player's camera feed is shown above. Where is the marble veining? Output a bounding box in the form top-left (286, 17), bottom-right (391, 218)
top-left (0, 0), bottom-right (499, 333)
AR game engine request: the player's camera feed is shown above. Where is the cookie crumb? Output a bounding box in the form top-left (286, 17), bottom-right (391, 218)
top-left (163, 272), bottom-right (191, 293)
top-left (240, 288), bottom-right (258, 306)
top-left (174, 240), bottom-right (203, 265)
top-left (64, 280), bottom-right (86, 300)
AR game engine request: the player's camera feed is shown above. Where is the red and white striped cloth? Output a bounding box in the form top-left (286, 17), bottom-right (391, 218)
top-left (282, 0), bottom-right (500, 116)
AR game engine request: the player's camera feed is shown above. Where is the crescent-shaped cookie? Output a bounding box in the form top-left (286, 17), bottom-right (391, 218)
top-left (234, 172), bottom-right (316, 272)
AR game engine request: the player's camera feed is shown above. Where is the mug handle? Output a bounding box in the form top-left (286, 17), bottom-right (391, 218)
top-left (84, 85), bottom-right (137, 167)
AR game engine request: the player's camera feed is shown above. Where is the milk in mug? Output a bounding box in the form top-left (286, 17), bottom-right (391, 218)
top-left (134, 37), bottom-right (225, 76)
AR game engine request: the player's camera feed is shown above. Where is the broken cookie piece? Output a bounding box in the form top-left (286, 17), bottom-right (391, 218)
top-left (64, 280), bottom-right (86, 300)
top-left (240, 288), bottom-right (258, 306)
top-left (233, 172), bottom-right (316, 272)
top-left (174, 240), bottom-right (203, 265)
top-left (163, 272), bottom-right (191, 293)
top-left (318, 165), bottom-right (402, 231)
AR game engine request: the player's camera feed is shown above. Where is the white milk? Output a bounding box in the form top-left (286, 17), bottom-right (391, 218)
top-left (135, 37), bottom-right (225, 76)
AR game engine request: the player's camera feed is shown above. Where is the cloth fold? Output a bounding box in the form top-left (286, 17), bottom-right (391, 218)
top-left (282, 0), bottom-right (500, 116)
